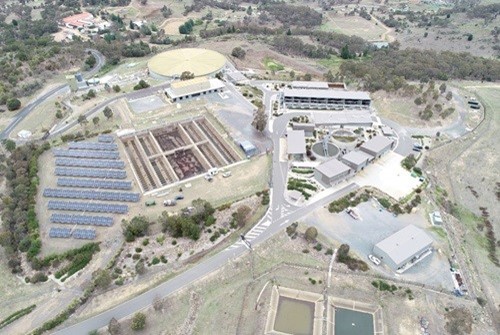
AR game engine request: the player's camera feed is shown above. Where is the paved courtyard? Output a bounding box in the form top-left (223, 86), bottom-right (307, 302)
top-left (303, 201), bottom-right (454, 290)
top-left (128, 95), bottom-right (166, 114)
top-left (353, 151), bottom-right (422, 200)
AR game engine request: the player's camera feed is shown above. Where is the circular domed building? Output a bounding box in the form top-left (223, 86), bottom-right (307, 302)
top-left (148, 48), bottom-right (227, 80)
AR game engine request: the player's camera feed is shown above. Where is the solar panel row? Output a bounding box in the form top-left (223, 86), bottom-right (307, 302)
top-left (98, 135), bottom-right (115, 143)
top-left (57, 178), bottom-right (132, 190)
top-left (49, 227), bottom-right (72, 238)
top-left (55, 167), bottom-right (127, 179)
top-left (48, 200), bottom-right (128, 213)
top-left (53, 149), bottom-right (120, 160)
top-left (51, 213), bottom-right (113, 226)
top-left (69, 141), bottom-right (118, 151)
top-left (44, 188), bottom-right (140, 202)
top-left (73, 229), bottom-right (97, 240)
top-left (55, 158), bottom-right (125, 169)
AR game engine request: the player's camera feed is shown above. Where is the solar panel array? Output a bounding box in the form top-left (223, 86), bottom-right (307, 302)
top-left (98, 135), bottom-right (114, 143)
top-left (69, 141), bottom-right (118, 151)
top-left (44, 188), bottom-right (140, 202)
top-left (73, 229), bottom-right (97, 240)
top-left (48, 140), bottom-right (136, 239)
top-left (57, 178), bottom-right (132, 190)
top-left (53, 149), bottom-right (120, 160)
top-left (49, 227), bottom-right (72, 238)
top-left (55, 158), bottom-right (125, 169)
top-left (55, 167), bottom-right (127, 179)
top-left (48, 200), bottom-right (128, 213)
top-left (51, 213), bottom-right (113, 226)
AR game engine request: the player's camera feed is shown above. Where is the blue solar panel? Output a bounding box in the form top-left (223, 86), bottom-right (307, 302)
top-left (55, 167), bottom-right (127, 179)
top-left (48, 200), bottom-right (128, 213)
top-left (49, 227), bottom-right (72, 238)
top-left (73, 228), bottom-right (97, 240)
top-left (50, 213), bottom-right (113, 226)
top-left (44, 188), bottom-right (140, 202)
top-left (98, 135), bottom-right (114, 143)
top-left (57, 178), bottom-right (132, 190)
top-left (68, 141), bottom-right (118, 151)
top-left (53, 149), bottom-right (120, 160)
top-left (55, 158), bottom-right (125, 169)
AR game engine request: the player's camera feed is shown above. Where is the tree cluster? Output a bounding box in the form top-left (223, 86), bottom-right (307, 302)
top-left (179, 19), bottom-right (195, 35)
top-left (231, 46), bottom-right (246, 59)
top-left (160, 199), bottom-right (215, 240)
top-left (340, 46), bottom-right (500, 92)
top-left (0, 142), bottom-right (50, 273)
top-left (263, 4), bottom-right (323, 28)
top-left (122, 216), bottom-right (150, 242)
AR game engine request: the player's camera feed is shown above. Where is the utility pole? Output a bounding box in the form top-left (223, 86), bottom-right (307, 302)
top-left (240, 235), bottom-right (255, 279)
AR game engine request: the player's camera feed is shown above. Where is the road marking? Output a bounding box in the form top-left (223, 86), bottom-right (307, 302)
top-left (261, 221), bottom-right (271, 227)
top-left (279, 219), bottom-right (290, 226)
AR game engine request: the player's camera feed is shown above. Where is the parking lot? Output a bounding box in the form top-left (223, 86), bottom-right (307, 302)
top-left (303, 201), bottom-right (454, 290)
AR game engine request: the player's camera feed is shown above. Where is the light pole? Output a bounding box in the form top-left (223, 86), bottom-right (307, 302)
top-left (240, 234), bottom-right (255, 279)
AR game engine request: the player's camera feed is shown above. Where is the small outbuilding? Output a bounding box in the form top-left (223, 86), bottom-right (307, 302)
top-left (373, 225), bottom-right (433, 273)
top-left (226, 71), bottom-right (248, 85)
top-left (314, 159), bottom-right (351, 186)
top-left (359, 136), bottom-right (394, 158)
top-left (341, 151), bottom-right (372, 172)
top-left (287, 130), bottom-right (306, 160)
top-left (239, 140), bottom-right (257, 157)
top-left (165, 77), bottom-right (224, 102)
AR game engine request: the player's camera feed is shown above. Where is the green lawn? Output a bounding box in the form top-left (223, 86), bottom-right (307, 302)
top-left (263, 57), bottom-right (285, 71)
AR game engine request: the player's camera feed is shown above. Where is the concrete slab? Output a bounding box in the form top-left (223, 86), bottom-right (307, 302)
top-left (128, 95), bottom-right (166, 114)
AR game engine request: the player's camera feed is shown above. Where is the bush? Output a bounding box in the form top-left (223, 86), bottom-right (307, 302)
top-left (325, 248), bottom-right (334, 255)
top-left (30, 272), bottom-right (48, 284)
top-left (135, 247), bottom-right (142, 253)
top-left (378, 198), bottom-right (391, 209)
top-left (314, 243), bottom-right (323, 251)
top-left (151, 257), bottom-right (160, 265)
top-left (131, 312), bottom-right (146, 331)
top-left (142, 239), bottom-right (149, 246)
top-left (7, 98), bottom-right (21, 111)
top-left (0, 304), bottom-right (37, 329)
top-left (304, 226), bottom-right (318, 242)
top-left (123, 216), bottom-right (150, 242)
top-left (302, 249), bottom-right (310, 253)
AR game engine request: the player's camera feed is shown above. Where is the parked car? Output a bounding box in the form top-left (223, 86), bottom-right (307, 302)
top-left (204, 174), bottom-right (213, 182)
top-left (163, 199), bottom-right (177, 206)
top-left (368, 254), bottom-right (381, 265)
top-left (222, 171), bottom-right (232, 178)
top-left (174, 194), bottom-right (184, 201)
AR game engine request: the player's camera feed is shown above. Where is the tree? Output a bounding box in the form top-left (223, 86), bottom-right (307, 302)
top-left (414, 96), bottom-right (423, 105)
top-left (304, 226), bottom-right (318, 242)
top-left (153, 295), bottom-right (163, 311)
top-left (246, 6), bottom-right (253, 15)
top-left (303, 73), bottom-right (312, 81)
top-left (286, 28), bottom-right (292, 36)
top-left (446, 91), bottom-right (453, 101)
top-left (85, 55), bottom-right (96, 69)
top-left (467, 34), bottom-right (473, 41)
top-left (231, 47), bottom-right (246, 59)
top-left (234, 205), bottom-right (252, 227)
top-left (112, 85), bottom-right (121, 93)
top-left (103, 106), bottom-right (113, 119)
top-left (340, 45), bottom-right (353, 59)
top-left (87, 89), bottom-right (96, 98)
top-left (252, 109), bottom-right (267, 132)
top-left (289, 70), bottom-right (295, 79)
top-left (135, 259), bottom-right (146, 275)
top-left (337, 243), bottom-right (350, 262)
top-left (123, 216), bottom-right (150, 242)
top-left (129, 20), bottom-right (135, 30)
top-left (93, 269), bottom-right (111, 289)
top-left (7, 98), bottom-right (21, 111)
top-left (131, 312), bottom-right (146, 331)
top-left (78, 114), bottom-right (88, 125)
top-left (92, 116), bottom-right (100, 125)
top-left (439, 83), bottom-right (447, 93)
top-left (3, 139), bottom-right (16, 152)
top-left (108, 317), bottom-right (121, 335)
top-left (180, 71), bottom-right (195, 81)
top-left (133, 80), bottom-right (150, 90)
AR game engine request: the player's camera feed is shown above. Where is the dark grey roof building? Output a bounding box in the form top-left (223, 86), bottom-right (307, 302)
top-left (359, 136), bottom-right (394, 158)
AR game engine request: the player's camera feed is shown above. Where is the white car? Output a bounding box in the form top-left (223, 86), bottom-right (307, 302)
top-left (368, 254), bottom-right (381, 265)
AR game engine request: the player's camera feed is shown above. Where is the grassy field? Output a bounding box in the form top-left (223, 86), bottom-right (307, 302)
top-left (263, 57), bottom-right (285, 72)
top-left (322, 12), bottom-right (387, 41)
